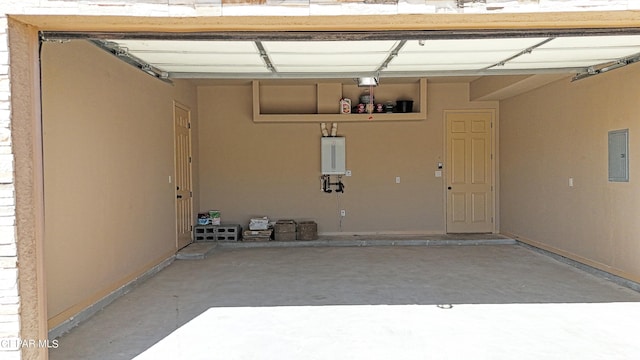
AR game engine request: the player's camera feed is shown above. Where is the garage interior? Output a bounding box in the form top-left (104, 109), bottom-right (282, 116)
top-left (28, 13), bottom-right (640, 358)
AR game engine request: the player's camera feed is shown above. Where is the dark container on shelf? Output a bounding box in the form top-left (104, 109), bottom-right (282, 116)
top-left (395, 100), bottom-right (413, 113)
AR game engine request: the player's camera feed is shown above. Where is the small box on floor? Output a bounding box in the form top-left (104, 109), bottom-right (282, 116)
top-left (297, 221), bottom-right (318, 241)
top-left (243, 229), bottom-right (272, 242)
top-left (274, 219), bottom-right (296, 241)
top-left (249, 217), bottom-right (270, 230)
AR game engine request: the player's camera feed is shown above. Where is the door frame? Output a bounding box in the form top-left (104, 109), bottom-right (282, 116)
top-left (443, 108), bottom-right (498, 234)
top-left (173, 101), bottom-right (194, 249)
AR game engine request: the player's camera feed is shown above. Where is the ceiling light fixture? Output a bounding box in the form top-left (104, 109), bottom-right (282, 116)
top-left (357, 76), bottom-right (379, 87)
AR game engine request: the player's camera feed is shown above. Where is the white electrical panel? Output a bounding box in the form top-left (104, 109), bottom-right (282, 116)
top-left (321, 137), bottom-right (346, 175)
top-left (608, 129), bottom-right (629, 182)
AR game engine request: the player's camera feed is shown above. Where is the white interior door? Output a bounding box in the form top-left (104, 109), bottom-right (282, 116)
top-left (174, 102), bottom-right (193, 249)
top-left (446, 110), bottom-right (494, 233)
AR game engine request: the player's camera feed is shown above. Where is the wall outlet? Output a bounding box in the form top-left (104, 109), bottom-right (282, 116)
top-left (395, 176), bottom-right (401, 184)
top-left (340, 209), bottom-right (346, 217)
top-left (346, 170), bottom-right (352, 177)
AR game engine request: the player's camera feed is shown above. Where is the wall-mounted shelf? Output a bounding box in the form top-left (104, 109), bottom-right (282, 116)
top-left (252, 78), bottom-right (427, 123)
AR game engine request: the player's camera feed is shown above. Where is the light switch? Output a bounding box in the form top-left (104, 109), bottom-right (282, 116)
top-left (569, 177), bottom-right (574, 187)
top-left (346, 170), bottom-right (352, 177)
top-left (437, 162), bottom-right (443, 169)
top-left (435, 170), bottom-right (442, 178)
top-left (395, 176), bottom-right (401, 184)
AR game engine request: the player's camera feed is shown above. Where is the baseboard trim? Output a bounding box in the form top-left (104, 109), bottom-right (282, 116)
top-left (318, 231), bottom-right (445, 236)
top-left (218, 238), bottom-right (516, 249)
top-left (48, 254), bottom-right (175, 340)
top-left (503, 231), bottom-right (640, 293)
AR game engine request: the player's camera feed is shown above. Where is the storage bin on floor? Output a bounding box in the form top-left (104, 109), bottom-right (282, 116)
top-left (274, 219), bottom-right (296, 241)
top-left (297, 221), bottom-right (318, 241)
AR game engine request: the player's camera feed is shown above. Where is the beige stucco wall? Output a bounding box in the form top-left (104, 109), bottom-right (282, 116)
top-left (6, 18), bottom-right (47, 360)
top-left (40, 40), bottom-right (199, 328)
top-left (197, 81), bottom-right (497, 234)
top-left (500, 65), bottom-right (640, 283)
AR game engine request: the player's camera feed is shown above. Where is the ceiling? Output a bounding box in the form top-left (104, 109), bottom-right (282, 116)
top-left (85, 33), bottom-right (640, 82)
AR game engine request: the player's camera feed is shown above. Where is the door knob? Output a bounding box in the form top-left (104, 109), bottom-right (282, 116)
top-left (447, 186), bottom-right (452, 190)
top-left (177, 195), bottom-right (183, 199)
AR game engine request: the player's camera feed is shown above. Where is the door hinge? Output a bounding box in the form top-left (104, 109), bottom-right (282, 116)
top-left (491, 186), bottom-right (493, 191)
top-left (491, 122), bottom-right (493, 128)
top-left (491, 154), bottom-right (493, 160)
top-left (190, 225), bottom-right (193, 231)
top-left (188, 122), bottom-right (191, 129)
top-left (491, 217), bottom-right (494, 223)
top-left (190, 191), bottom-right (193, 197)
top-left (189, 156), bottom-right (192, 163)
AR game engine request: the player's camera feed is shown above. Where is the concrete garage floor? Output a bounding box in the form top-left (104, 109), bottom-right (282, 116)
top-left (50, 243), bottom-right (640, 360)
